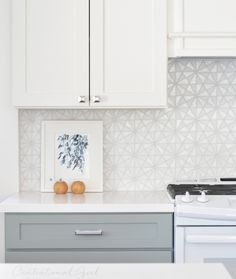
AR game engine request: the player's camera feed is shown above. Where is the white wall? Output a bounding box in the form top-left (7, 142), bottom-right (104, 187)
top-left (0, 0), bottom-right (18, 196)
top-left (0, 0), bottom-right (18, 263)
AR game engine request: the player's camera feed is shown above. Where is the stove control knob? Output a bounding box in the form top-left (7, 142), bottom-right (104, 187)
top-left (181, 191), bottom-right (193, 203)
top-left (197, 191), bottom-right (209, 203)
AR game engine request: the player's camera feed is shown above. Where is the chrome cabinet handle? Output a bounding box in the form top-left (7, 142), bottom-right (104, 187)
top-left (78, 96), bottom-right (86, 103)
top-left (92, 96), bottom-right (101, 103)
top-left (75, 229), bottom-right (103, 236)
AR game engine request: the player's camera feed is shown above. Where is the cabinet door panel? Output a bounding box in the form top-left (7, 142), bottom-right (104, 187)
top-left (12, 0), bottom-right (89, 107)
top-left (168, 0), bottom-right (236, 57)
top-left (184, 0), bottom-right (236, 32)
top-left (90, 0), bottom-right (167, 107)
top-left (5, 213), bottom-right (173, 249)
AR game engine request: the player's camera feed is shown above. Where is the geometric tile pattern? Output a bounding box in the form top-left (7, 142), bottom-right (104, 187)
top-left (19, 59), bottom-right (236, 191)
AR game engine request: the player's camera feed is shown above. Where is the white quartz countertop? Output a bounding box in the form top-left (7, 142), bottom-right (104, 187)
top-left (0, 264), bottom-right (231, 279)
top-left (0, 191), bottom-right (174, 213)
top-left (0, 195), bottom-right (9, 203)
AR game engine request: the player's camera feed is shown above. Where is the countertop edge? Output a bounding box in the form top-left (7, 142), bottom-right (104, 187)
top-left (0, 204), bottom-right (174, 213)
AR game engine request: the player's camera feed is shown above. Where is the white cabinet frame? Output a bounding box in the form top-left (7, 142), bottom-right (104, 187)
top-left (12, 0), bottom-right (168, 108)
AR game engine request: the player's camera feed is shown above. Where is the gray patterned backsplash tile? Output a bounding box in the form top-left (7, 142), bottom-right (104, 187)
top-left (19, 59), bottom-right (236, 191)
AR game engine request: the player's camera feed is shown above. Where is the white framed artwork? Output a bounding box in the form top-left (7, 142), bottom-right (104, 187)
top-left (41, 121), bottom-right (103, 192)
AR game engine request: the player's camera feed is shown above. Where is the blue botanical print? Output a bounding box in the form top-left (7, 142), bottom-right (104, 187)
top-left (57, 134), bottom-right (88, 173)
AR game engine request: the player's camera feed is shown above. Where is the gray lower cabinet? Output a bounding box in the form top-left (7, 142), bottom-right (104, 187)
top-left (5, 213), bottom-right (173, 263)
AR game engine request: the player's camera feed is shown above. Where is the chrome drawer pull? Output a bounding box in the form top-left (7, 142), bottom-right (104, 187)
top-left (75, 229), bottom-right (103, 236)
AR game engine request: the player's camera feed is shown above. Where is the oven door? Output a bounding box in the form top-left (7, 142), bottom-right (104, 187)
top-left (175, 226), bottom-right (236, 276)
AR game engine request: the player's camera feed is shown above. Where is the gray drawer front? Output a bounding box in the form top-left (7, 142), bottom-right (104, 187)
top-left (6, 250), bottom-right (173, 263)
top-left (6, 213), bottom-right (173, 249)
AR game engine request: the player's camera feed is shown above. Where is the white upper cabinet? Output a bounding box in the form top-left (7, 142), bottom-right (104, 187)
top-left (90, 0), bottom-right (167, 108)
top-left (168, 0), bottom-right (236, 57)
top-left (12, 0), bottom-right (167, 108)
top-left (12, 0), bottom-right (89, 107)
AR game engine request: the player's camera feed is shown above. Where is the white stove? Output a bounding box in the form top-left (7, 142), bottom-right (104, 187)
top-left (168, 181), bottom-right (236, 278)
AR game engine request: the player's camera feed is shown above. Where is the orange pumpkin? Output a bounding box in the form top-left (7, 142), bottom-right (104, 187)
top-left (71, 181), bottom-right (86, 194)
top-left (53, 180), bottom-right (68, 194)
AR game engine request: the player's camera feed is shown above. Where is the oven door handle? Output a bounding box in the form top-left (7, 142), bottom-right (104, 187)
top-left (176, 212), bottom-right (236, 220)
top-left (186, 235), bottom-right (236, 244)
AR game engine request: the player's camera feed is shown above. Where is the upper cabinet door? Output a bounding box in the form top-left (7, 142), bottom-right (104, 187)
top-left (168, 0), bottom-right (236, 57)
top-left (90, 0), bottom-right (167, 108)
top-left (12, 0), bottom-right (89, 107)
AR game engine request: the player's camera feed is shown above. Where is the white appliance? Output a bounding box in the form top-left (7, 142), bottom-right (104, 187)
top-left (174, 192), bottom-right (236, 277)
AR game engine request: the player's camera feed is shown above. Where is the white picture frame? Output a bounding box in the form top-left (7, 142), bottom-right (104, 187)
top-left (41, 121), bottom-right (103, 192)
